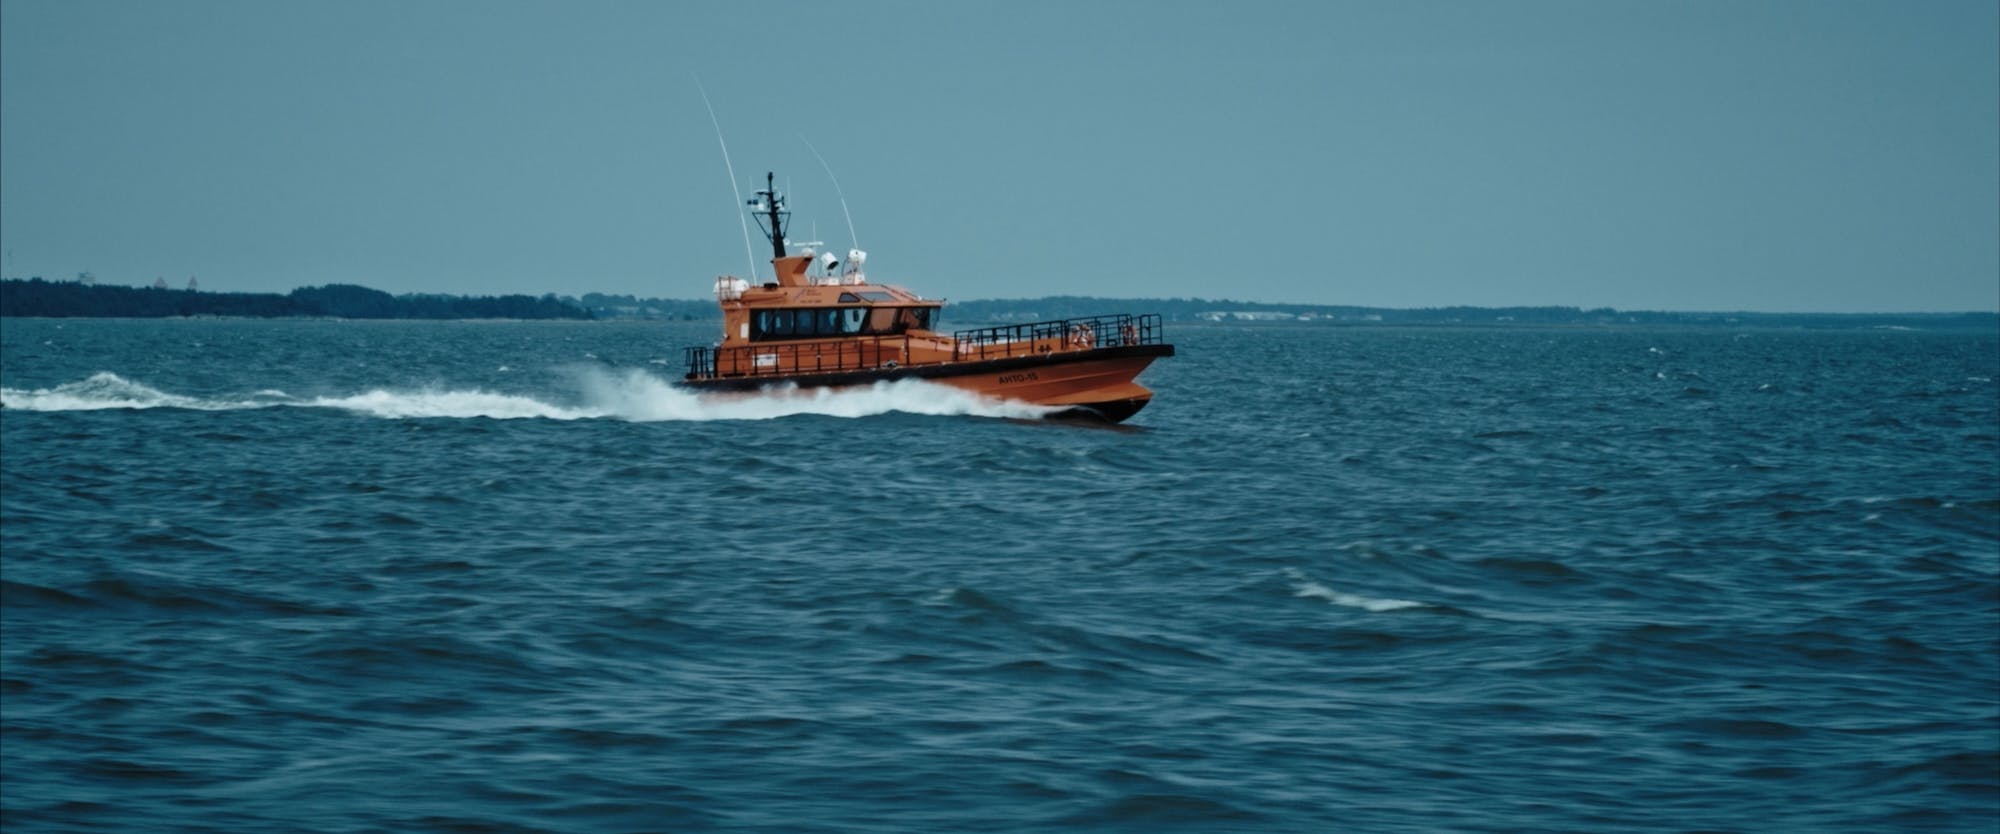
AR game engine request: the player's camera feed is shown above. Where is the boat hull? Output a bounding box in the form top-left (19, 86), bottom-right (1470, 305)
top-left (679, 344), bottom-right (1174, 423)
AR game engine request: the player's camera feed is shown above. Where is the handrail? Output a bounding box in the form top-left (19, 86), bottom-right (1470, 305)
top-left (951, 313), bottom-right (1163, 361)
top-left (684, 313), bottom-right (1165, 380)
top-left (685, 333), bottom-right (914, 380)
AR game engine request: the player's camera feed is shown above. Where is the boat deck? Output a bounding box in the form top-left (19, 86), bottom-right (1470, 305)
top-left (683, 313), bottom-right (1166, 381)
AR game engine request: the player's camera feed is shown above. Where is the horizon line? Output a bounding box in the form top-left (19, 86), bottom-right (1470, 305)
top-left (1, 277), bottom-right (1994, 318)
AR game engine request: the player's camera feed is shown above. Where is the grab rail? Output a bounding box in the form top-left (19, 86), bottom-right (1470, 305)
top-left (685, 334), bottom-right (913, 380)
top-left (951, 313), bottom-right (1163, 361)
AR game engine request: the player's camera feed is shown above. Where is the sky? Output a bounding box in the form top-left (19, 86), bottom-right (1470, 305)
top-left (2, 0), bottom-right (1995, 312)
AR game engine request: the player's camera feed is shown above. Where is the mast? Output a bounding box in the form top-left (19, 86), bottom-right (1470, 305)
top-left (751, 172), bottom-right (789, 262)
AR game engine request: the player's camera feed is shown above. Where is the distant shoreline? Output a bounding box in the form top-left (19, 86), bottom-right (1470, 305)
top-left (5, 317), bottom-right (1996, 335)
top-left (2, 278), bottom-right (1993, 330)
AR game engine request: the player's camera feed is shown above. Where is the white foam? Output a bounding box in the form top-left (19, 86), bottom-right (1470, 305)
top-left (0, 372), bottom-right (269, 412)
top-left (308, 388), bottom-right (599, 420)
top-left (4, 369), bottom-right (1056, 423)
top-left (1285, 569), bottom-right (1424, 612)
top-left (570, 367), bottom-right (1055, 422)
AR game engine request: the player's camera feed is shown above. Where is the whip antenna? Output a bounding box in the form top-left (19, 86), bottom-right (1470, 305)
top-left (696, 75), bottom-right (759, 281)
top-left (800, 134), bottom-right (858, 251)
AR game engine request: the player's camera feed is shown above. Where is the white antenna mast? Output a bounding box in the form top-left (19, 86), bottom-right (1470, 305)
top-left (695, 74), bottom-right (759, 281)
top-left (800, 134), bottom-right (859, 251)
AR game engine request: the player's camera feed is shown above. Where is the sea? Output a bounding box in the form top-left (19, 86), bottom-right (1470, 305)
top-left (1, 317), bottom-right (1996, 833)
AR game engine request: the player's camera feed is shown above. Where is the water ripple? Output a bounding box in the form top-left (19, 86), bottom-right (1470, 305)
top-left (3, 320), bottom-right (1995, 832)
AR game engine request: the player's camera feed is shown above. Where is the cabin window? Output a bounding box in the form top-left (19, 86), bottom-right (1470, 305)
top-left (750, 309), bottom-right (795, 340)
top-left (750, 307), bottom-right (860, 340)
top-left (749, 306), bottom-right (935, 340)
top-left (838, 293), bottom-right (860, 303)
top-left (854, 291), bottom-right (895, 302)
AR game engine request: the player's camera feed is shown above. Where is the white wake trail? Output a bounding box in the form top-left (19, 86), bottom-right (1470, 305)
top-left (571, 367), bottom-right (1055, 422)
top-left (306, 389), bottom-right (601, 420)
top-left (3, 369), bottom-right (1055, 423)
top-left (0, 373), bottom-right (281, 412)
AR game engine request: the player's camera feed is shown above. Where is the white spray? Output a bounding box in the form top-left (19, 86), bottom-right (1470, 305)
top-left (1, 370), bottom-right (1058, 422)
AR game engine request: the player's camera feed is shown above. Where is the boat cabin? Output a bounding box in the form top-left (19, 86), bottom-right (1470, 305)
top-left (696, 173), bottom-right (954, 377)
top-left (713, 265), bottom-right (942, 346)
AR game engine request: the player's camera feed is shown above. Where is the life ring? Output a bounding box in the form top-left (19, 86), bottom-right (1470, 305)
top-left (1069, 324), bottom-right (1093, 350)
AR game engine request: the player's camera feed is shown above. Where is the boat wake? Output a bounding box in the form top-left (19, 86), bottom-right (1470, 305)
top-left (0, 372), bottom-right (282, 412)
top-left (0, 370), bottom-right (1057, 422)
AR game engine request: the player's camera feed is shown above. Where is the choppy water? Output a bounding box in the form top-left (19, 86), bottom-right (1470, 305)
top-left (2, 317), bottom-right (1996, 833)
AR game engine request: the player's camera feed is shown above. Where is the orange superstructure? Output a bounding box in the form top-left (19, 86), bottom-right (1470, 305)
top-left (680, 172), bottom-right (1173, 422)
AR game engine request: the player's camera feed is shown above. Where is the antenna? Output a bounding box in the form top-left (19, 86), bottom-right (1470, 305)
top-left (800, 134), bottom-right (859, 251)
top-left (695, 74), bottom-right (760, 281)
top-left (752, 172), bottom-right (789, 261)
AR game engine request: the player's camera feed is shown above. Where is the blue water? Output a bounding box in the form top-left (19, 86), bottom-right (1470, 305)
top-left (3, 318), bottom-right (1996, 832)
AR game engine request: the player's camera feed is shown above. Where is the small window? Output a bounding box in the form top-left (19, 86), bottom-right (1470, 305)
top-left (855, 291), bottom-right (895, 302)
top-left (838, 293), bottom-right (861, 303)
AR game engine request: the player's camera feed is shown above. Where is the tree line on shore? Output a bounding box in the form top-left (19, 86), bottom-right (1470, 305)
top-left (948, 297), bottom-right (1998, 330)
top-left (0, 279), bottom-right (593, 320)
top-left (2, 278), bottom-right (1992, 330)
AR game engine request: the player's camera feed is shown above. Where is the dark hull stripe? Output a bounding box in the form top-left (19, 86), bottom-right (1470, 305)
top-left (1045, 397), bottom-right (1151, 423)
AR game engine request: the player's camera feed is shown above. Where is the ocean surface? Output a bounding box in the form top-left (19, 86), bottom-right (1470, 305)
top-left (1, 317), bottom-right (1996, 833)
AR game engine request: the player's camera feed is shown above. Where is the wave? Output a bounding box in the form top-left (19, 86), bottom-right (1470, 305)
top-left (304, 388), bottom-right (595, 420)
top-left (1, 369), bottom-right (1055, 422)
top-left (1284, 569), bottom-right (1426, 612)
top-left (0, 372), bottom-right (282, 412)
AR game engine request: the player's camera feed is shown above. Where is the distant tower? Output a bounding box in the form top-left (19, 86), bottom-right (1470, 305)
top-left (186, 275), bottom-right (199, 291)
top-left (78, 270), bottom-right (96, 286)
top-left (153, 277), bottom-right (169, 289)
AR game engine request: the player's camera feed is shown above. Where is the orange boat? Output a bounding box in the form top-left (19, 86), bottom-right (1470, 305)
top-left (680, 173), bottom-right (1174, 422)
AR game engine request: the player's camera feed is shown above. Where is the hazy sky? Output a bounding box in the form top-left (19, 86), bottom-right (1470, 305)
top-left (3, 0), bottom-right (1995, 311)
